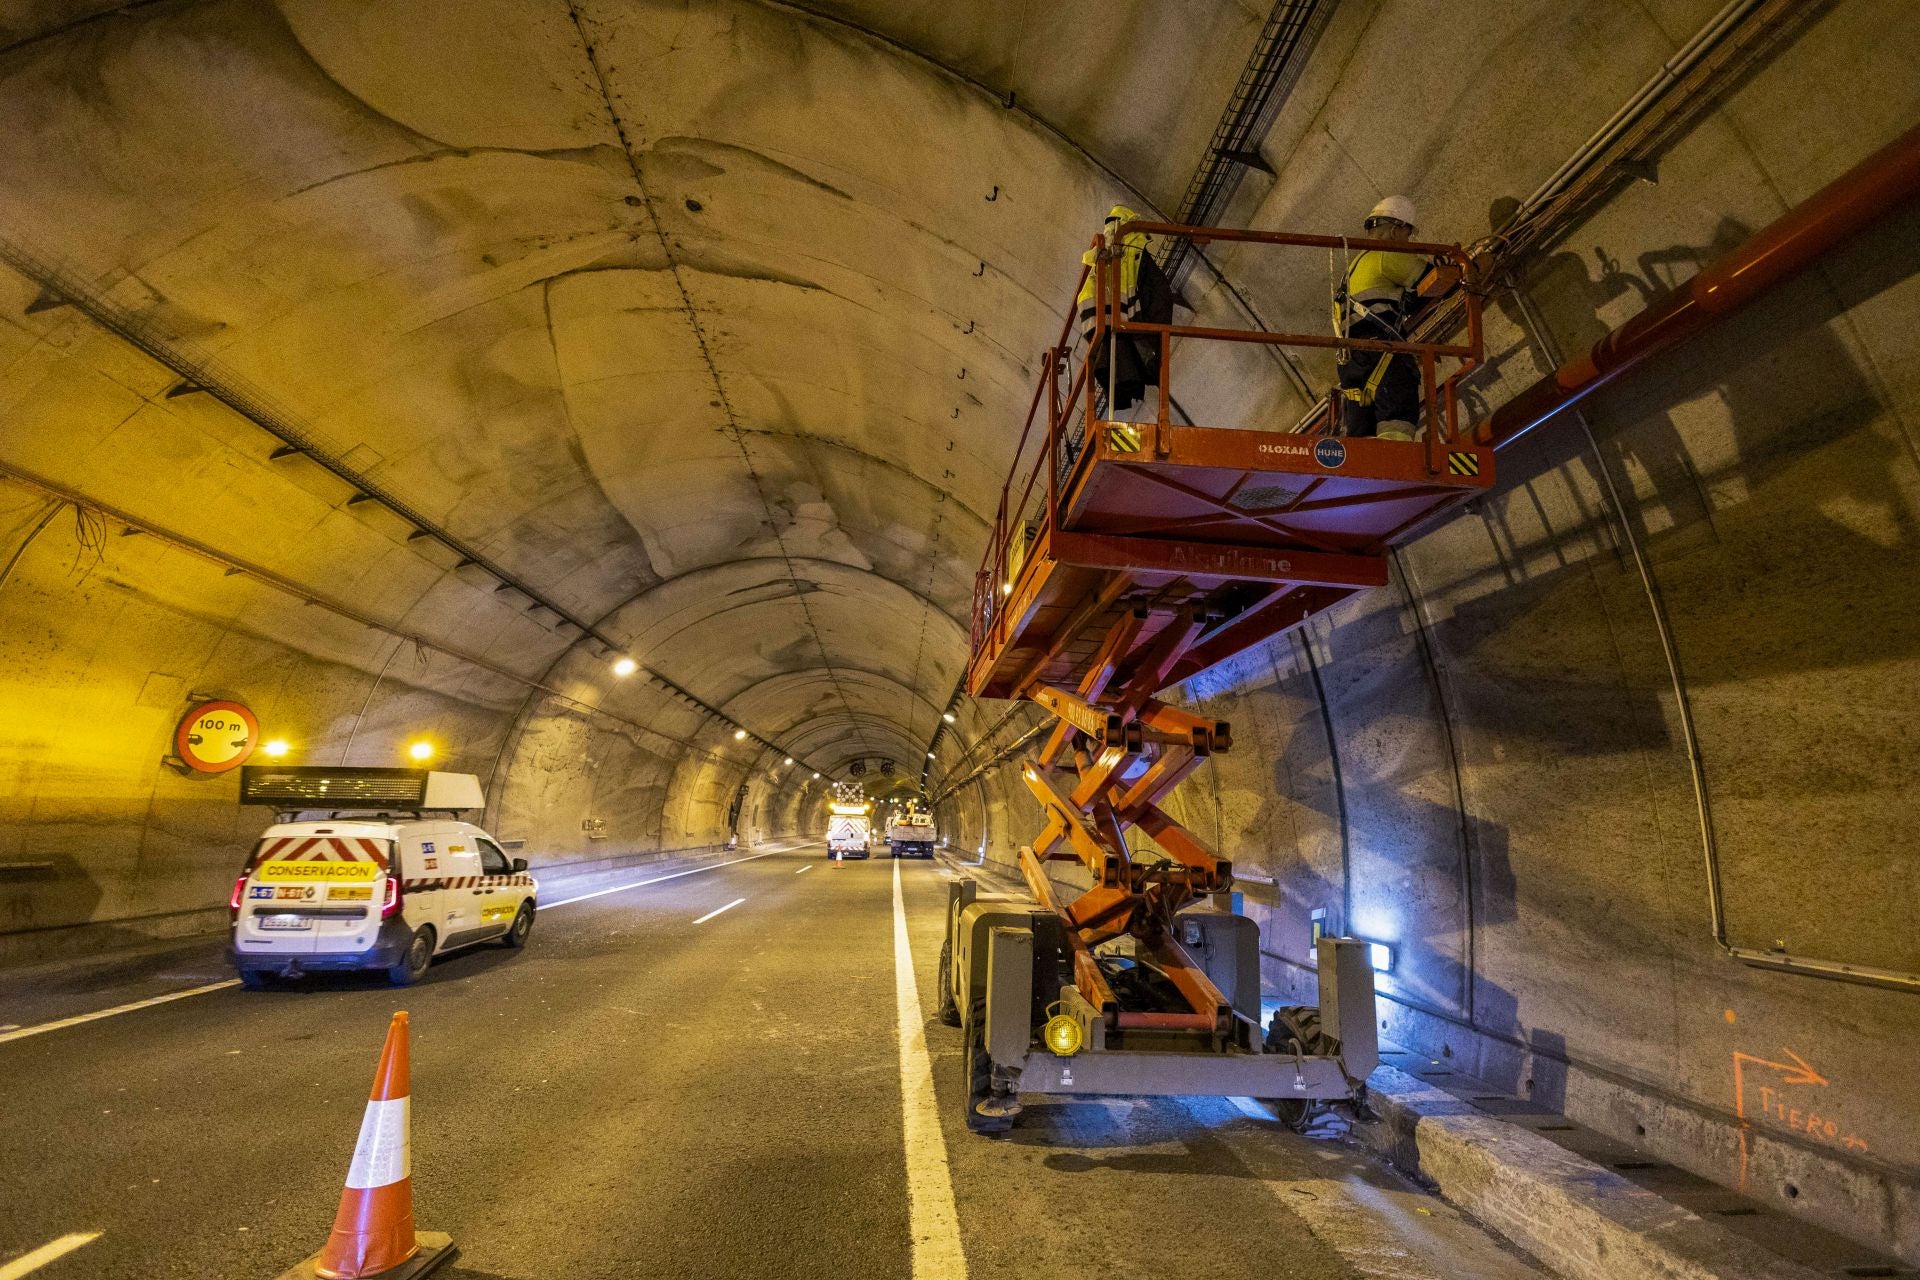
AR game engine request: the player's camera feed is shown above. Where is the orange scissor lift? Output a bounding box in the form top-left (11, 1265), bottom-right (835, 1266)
top-left (939, 220), bottom-right (1489, 1132)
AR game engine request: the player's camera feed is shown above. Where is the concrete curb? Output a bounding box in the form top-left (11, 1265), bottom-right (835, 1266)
top-left (1356, 1065), bottom-right (1830, 1280)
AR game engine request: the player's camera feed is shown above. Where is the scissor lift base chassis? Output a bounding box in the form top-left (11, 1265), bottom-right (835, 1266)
top-left (942, 882), bottom-right (1379, 1130)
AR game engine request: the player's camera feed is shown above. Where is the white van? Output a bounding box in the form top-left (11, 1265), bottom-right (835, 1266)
top-left (226, 767), bottom-right (537, 987)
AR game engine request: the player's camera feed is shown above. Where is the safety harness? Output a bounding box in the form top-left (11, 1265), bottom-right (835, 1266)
top-left (1333, 250), bottom-right (1408, 408)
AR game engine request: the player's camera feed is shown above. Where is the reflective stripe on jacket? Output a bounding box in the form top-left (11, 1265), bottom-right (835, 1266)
top-left (1334, 248), bottom-right (1429, 331)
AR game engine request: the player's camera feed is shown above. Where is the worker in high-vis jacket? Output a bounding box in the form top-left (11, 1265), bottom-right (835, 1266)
top-left (1333, 196), bottom-right (1432, 440)
top-left (1077, 205), bottom-right (1173, 417)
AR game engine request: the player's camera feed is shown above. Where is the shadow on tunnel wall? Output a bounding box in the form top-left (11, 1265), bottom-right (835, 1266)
top-left (1487, 195), bottom-right (1913, 590)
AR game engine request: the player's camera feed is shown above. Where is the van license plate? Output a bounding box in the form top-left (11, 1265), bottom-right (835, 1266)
top-left (259, 915), bottom-right (311, 930)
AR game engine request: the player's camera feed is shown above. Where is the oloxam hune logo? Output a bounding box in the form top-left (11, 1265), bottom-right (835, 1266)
top-left (1313, 438), bottom-right (1347, 469)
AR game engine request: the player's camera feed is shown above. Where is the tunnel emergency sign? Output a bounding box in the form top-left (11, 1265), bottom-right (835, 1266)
top-left (174, 700), bottom-right (258, 774)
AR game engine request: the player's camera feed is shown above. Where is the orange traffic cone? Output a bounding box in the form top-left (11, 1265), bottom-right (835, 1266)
top-left (277, 1012), bottom-right (454, 1279)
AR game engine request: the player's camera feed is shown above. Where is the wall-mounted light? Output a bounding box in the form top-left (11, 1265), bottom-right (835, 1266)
top-left (784, 757), bottom-right (794, 766)
top-left (1368, 941), bottom-right (1394, 974)
top-left (812, 772), bottom-right (820, 779)
top-left (407, 740), bottom-right (435, 762)
top-left (612, 657), bottom-right (638, 677)
top-left (942, 712), bottom-right (956, 723)
top-left (262, 739), bottom-right (290, 759)
top-left (926, 751), bottom-right (936, 760)
top-left (733, 729), bottom-right (747, 741)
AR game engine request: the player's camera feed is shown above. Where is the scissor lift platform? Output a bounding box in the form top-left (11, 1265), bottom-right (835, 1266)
top-left (967, 422), bottom-right (1494, 702)
top-left (943, 218), bottom-right (1488, 1133)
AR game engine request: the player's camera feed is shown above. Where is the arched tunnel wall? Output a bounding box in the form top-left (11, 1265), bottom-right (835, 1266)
top-left (0, 485), bottom-right (811, 960)
top-left (0, 0), bottom-right (1916, 1262)
top-left (933, 0), bottom-right (1920, 1259)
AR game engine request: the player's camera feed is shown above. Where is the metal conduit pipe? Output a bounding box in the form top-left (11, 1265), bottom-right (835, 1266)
top-left (1516, 0), bottom-right (1769, 216)
top-left (1479, 122), bottom-right (1920, 993)
top-left (1482, 122), bottom-right (1920, 453)
top-left (928, 719), bottom-right (1052, 808)
top-left (1393, 0), bottom-right (1815, 364)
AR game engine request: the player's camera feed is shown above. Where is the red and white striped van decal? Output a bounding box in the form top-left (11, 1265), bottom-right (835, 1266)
top-left (254, 836), bottom-right (391, 870)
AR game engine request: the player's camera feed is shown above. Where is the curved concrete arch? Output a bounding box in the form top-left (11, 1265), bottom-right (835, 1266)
top-left (719, 664), bottom-right (950, 724)
top-left (589, 553), bottom-right (974, 651)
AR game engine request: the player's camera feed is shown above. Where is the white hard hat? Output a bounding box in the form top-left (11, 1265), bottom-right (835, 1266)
top-left (1365, 195), bottom-right (1416, 230)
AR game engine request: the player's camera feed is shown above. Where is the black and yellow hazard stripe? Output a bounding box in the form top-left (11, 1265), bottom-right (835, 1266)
top-left (1106, 424), bottom-right (1143, 454)
top-left (1447, 450), bottom-right (1482, 477)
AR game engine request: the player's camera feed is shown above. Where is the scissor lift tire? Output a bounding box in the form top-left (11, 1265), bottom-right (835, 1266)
top-left (963, 997), bottom-right (1015, 1134)
top-left (1264, 1004), bottom-right (1343, 1133)
top-left (936, 938), bottom-right (962, 1027)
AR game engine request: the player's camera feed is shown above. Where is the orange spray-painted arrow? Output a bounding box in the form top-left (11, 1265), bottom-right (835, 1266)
top-left (1734, 1048), bottom-right (1828, 1190)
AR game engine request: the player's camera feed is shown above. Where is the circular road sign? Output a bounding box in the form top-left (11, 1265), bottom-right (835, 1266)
top-left (174, 700), bottom-right (259, 774)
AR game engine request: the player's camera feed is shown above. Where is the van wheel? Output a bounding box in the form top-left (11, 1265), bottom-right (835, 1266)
top-left (387, 926), bottom-right (435, 986)
top-left (237, 969), bottom-right (275, 991)
top-left (501, 903), bottom-right (534, 949)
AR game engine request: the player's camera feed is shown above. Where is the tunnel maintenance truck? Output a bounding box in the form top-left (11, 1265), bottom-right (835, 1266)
top-left (825, 782), bottom-right (871, 859)
top-left (885, 804), bottom-right (937, 858)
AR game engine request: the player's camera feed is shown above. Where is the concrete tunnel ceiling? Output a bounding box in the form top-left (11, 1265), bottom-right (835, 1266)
top-left (0, 0), bottom-right (1272, 781)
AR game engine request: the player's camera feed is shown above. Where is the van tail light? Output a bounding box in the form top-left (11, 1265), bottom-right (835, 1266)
top-left (381, 876), bottom-right (402, 919)
top-left (229, 874), bottom-right (248, 919)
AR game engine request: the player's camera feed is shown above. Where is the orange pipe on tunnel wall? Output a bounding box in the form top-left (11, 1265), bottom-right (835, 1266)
top-left (1479, 121), bottom-right (1920, 451)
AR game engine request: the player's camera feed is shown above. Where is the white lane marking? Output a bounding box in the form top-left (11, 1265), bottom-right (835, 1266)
top-left (0, 1233), bottom-right (102, 1278)
top-left (542, 849), bottom-right (779, 909)
top-left (795, 864), bottom-right (812, 874)
top-left (892, 856), bottom-right (967, 1278)
top-left (0, 981), bottom-right (239, 1048)
top-left (0, 848), bottom-right (809, 1050)
top-left (692, 897), bottom-right (746, 925)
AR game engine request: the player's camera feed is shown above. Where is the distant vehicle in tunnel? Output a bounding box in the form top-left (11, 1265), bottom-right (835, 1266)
top-left (885, 806), bottom-right (937, 858)
top-left (826, 811), bottom-right (871, 859)
top-left (228, 767), bottom-right (538, 986)
top-left (826, 783), bottom-right (871, 859)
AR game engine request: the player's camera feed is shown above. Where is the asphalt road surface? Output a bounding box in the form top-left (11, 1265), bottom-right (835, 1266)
top-left (0, 842), bottom-right (1543, 1279)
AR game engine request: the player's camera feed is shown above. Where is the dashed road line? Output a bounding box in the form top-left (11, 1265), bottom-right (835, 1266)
top-left (542, 850), bottom-right (778, 909)
top-left (0, 1232), bottom-right (101, 1278)
top-left (0, 983), bottom-right (239, 1048)
top-left (795, 864), bottom-right (812, 874)
top-left (692, 897), bottom-right (746, 925)
top-left (892, 856), bottom-right (966, 1278)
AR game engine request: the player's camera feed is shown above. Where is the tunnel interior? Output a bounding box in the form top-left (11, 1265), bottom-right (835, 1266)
top-left (1, 0), bottom-right (1918, 1269)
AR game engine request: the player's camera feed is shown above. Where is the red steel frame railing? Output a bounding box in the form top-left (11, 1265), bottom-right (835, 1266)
top-left (969, 220), bottom-right (1484, 657)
